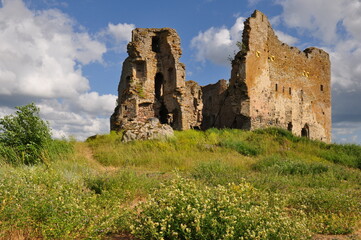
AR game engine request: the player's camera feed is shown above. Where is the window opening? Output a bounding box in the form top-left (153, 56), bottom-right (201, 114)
top-left (152, 36), bottom-right (160, 53)
top-left (287, 122), bottom-right (293, 132)
top-left (155, 72), bottom-right (164, 101)
top-left (301, 124), bottom-right (310, 138)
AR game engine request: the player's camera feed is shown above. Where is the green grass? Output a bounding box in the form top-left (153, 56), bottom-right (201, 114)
top-left (1, 128), bottom-right (361, 239)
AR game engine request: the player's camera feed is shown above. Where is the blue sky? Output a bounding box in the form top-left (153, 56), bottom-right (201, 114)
top-left (0, 0), bottom-right (361, 143)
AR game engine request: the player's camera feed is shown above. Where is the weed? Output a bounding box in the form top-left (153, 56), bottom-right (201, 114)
top-left (130, 176), bottom-right (310, 239)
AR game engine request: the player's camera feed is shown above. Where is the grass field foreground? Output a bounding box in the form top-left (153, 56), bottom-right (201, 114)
top-left (0, 128), bottom-right (360, 239)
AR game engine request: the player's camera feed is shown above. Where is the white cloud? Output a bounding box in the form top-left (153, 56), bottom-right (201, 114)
top-left (77, 92), bottom-right (116, 115)
top-left (276, 0), bottom-right (346, 43)
top-left (274, 30), bottom-right (298, 45)
top-left (38, 98), bottom-right (116, 140)
top-left (107, 23), bottom-right (134, 43)
top-left (247, 0), bottom-right (261, 6)
top-left (97, 23), bottom-right (135, 53)
top-left (0, 0), bottom-right (120, 140)
top-left (0, 0), bottom-right (106, 99)
top-left (191, 17), bottom-right (299, 66)
top-left (332, 121), bottom-right (361, 144)
top-left (191, 17), bottom-right (245, 65)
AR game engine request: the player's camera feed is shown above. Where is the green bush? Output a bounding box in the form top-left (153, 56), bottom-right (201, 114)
top-left (0, 103), bottom-right (52, 165)
top-left (289, 189), bottom-right (361, 234)
top-left (219, 139), bottom-right (262, 156)
top-left (85, 170), bottom-right (157, 201)
top-left (191, 160), bottom-right (244, 185)
top-left (253, 156), bottom-right (329, 175)
top-left (0, 166), bottom-right (120, 239)
top-left (254, 128), bottom-right (301, 143)
top-left (130, 176), bottom-right (310, 239)
top-left (319, 144), bottom-right (361, 169)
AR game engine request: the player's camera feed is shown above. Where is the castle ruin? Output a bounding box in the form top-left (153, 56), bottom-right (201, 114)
top-left (110, 10), bottom-right (331, 143)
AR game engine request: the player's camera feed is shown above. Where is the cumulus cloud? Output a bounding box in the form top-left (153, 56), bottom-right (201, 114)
top-left (191, 17), bottom-right (298, 65)
top-left (274, 30), bottom-right (298, 45)
top-left (0, 0), bottom-right (118, 140)
top-left (98, 23), bottom-right (135, 53)
top-left (191, 17), bottom-right (245, 65)
top-left (247, 0), bottom-right (262, 6)
top-left (38, 98), bottom-right (115, 140)
top-left (0, 0), bottom-right (105, 99)
top-left (107, 23), bottom-right (134, 43)
top-left (276, 0), bottom-right (346, 43)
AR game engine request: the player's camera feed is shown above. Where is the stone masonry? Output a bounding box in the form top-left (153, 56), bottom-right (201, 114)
top-left (111, 10), bottom-right (331, 143)
top-left (110, 28), bottom-right (202, 131)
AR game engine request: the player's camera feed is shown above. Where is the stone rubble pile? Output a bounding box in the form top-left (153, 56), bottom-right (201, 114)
top-left (122, 118), bottom-right (174, 142)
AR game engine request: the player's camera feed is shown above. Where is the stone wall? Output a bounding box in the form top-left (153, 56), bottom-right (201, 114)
top-left (201, 79), bottom-right (228, 129)
top-left (110, 28), bottom-right (203, 131)
top-left (212, 10), bottom-right (331, 142)
top-left (111, 10), bottom-right (331, 143)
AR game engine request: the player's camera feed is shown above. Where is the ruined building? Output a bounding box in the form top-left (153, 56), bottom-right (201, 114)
top-left (111, 10), bottom-right (331, 143)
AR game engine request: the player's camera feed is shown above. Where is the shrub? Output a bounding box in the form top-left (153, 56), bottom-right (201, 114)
top-left (219, 139), bottom-right (262, 156)
top-left (254, 128), bottom-right (301, 143)
top-left (253, 156), bottom-right (329, 175)
top-left (289, 189), bottom-right (361, 234)
top-left (0, 166), bottom-right (119, 239)
top-left (191, 160), bottom-right (244, 185)
top-left (319, 144), bottom-right (361, 169)
top-left (0, 103), bottom-right (51, 165)
top-left (130, 176), bottom-right (310, 239)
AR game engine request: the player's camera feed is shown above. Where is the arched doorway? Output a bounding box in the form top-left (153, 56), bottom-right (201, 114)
top-left (301, 124), bottom-right (309, 138)
top-left (287, 122), bottom-right (293, 132)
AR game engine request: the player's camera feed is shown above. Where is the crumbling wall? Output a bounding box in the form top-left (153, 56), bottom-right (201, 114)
top-left (201, 79), bottom-right (228, 129)
top-left (111, 10), bottom-right (331, 143)
top-left (110, 28), bottom-right (203, 131)
top-left (214, 10), bottom-right (331, 142)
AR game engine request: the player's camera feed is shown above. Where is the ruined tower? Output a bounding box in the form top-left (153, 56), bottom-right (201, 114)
top-left (111, 11), bottom-right (331, 143)
top-left (202, 10), bottom-right (331, 142)
top-left (110, 28), bottom-right (202, 131)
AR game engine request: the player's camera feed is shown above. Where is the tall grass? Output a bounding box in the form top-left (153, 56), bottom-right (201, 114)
top-left (1, 128), bottom-right (361, 238)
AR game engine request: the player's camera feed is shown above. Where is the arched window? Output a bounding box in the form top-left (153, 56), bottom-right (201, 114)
top-left (287, 122), bottom-right (293, 132)
top-left (155, 72), bottom-right (164, 100)
top-left (301, 124), bottom-right (309, 138)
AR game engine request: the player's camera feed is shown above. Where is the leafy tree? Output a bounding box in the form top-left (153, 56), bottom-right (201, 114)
top-left (0, 103), bottom-right (52, 165)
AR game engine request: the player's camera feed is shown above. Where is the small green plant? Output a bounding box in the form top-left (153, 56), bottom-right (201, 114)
top-left (0, 166), bottom-right (120, 239)
top-left (0, 103), bottom-right (52, 165)
top-left (130, 176), bottom-right (310, 239)
top-left (289, 189), bottom-right (361, 234)
top-left (191, 160), bottom-right (244, 185)
top-left (253, 156), bottom-right (329, 176)
top-left (135, 82), bottom-right (145, 98)
top-left (319, 143), bottom-right (361, 169)
top-left (254, 127), bottom-right (301, 143)
top-left (219, 138), bottom-right (262, 156)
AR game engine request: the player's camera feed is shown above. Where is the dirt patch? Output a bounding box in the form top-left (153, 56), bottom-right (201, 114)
top-left (313, 228), bottom-right (361, 240)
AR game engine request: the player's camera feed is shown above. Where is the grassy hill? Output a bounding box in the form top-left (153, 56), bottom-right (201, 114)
top-left (0, 128), bottom-right (360, 239)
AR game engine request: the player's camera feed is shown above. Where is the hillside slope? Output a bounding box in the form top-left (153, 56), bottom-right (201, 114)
top-left (1, 128), bottom-right (360, 239)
